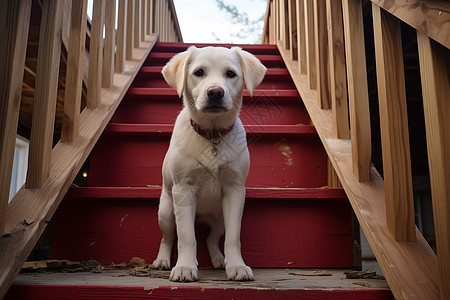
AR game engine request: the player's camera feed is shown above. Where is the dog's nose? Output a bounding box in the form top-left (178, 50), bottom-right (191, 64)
top-left (207, 86), bottom-right (224, 101)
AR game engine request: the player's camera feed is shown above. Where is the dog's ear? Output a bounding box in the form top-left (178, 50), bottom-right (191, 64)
top-left (162, 46), bottom-right (196, 97)
top-left (232, 47), bottom-right (267, 96)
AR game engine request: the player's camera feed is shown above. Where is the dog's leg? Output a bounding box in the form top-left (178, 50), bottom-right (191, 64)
top-left (222, 185), bottom-right (254, 281)
top-left (204, 213), bottom-right (225, 269)
top-left (152, 187), bottom-right (175, 269)
top-left (170, 184), bottom-right (199, 282)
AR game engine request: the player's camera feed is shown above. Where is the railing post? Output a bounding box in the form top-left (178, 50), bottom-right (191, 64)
top-left (116, 0), bottom-right (127, 72)
top-left (417, 31), bottom-right (450, 300)
top-left (304, 0), bottom-right (316, 89)
top-left (0, 0), bottom-right (32, 233)
top-left (62, 0), bottom-right (88, 143)
top-left (326, 0), bottom-right (349, 139)
top-left (86, 0), bottom-right (105, 109)
top-left (288, 0), bottom-right (298, 60)
top-left (134, 0), bottom-right (141, 48)
top-left (372, 3), bottom-right (415, 242)
top-left (313, 0), bottom-right (330, 109)
top-left (296, 0), bottom-right (307, 74)
top-left (26, 0), bottom-right (63, 188)
top-left (103, 0), bottom-right (116, 88)
top-left (126, 0), bottom-right (135, 59)
top-left (341, 0), bottom-right (371, 182)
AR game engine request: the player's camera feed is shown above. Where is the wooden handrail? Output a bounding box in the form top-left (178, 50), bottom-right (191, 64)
top-left (262, 0), bottom-right (449, 299)
top-left (0, 0), bottom-right (182, 297)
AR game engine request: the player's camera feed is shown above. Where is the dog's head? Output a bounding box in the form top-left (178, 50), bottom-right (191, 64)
top-left (162, 46), bottom-right (267, 122)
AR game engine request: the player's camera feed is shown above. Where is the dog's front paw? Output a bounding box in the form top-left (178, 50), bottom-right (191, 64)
top-left (170, 266), bottom-right (198, 282)
top-left (226, 265), bottom-right (254, 281)
top-left (152, 259), bottom-right (171, 270)
top-left (211, 257), bottom-right (225, 269)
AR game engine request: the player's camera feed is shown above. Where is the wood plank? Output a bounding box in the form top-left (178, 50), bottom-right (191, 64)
top-left (86, 0), bottom-right (105, 109)
top-left (0, 36), bottom-right (158, 299)
top-left (371, 0), bottom-right (450, 50)
top-left (25, 0), bottom-right (63, 189)
top-left (102, 0), bottom-right (116, 88)
top-left (341, 0), bottom-right (371, 182)
top-left (134, 0), bottom-right (141, 48)
top-left (126, 0), bottom-right (135, 60)
top-left (304, 0), bottom-right (316, 89)
top-left (288, 0), bottom-right (298, 60)
top-left (296, 0), bottom-right (307, 74)
top-left (277, 40), bottom-right (439, 300)
top-left (372, 4), bottom-right (415, 242)
top-left (115, 0), bottom-right (127, 73)
top-left (0, 0), bottom-right (32, 234)
top-left (313, 0), bottom-right (330, 109)
top-left (326, 0), bottom-right (349, 139)
top-left (417, 31), bottom-right (450, 300)
top-left (61, 0), bottom-right (88, 143)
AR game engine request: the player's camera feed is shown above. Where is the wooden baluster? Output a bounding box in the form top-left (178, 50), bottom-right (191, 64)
top-left (313, 0), bottom-right (330, 109)
top-left (341, 0), bottom-right (371, 182)
top-left (116, 0), bottom-right (127, 72)
top-left (126, 0), bottom-right (135, 60)
top-left (103, 0), bottom-right (116, 88)
top-left (269, 1), bottom-right (275, 44)
top-left (134, 0), bottom-right (141, 47)
top-left (372, 4), bottom-right (415, 242)
top-left (417, 31), bottom-right (450, 300)
top-left (62, 0), bottom-right (87, 142)
top-left (304, 0), bottom-right (316, 89)
top-left (147, 0), bottom-right (152, 35)
top-left (141, 0), bottom-right (147, 40)
top-left (280, 0), bottom-right (289, 49)
top-left (26, 0), bottom-right (63, 188)
top-left (0, 0), bottom-right (32, 233)
top-left (326, 0), bottom-right (349, 139)
top-left (296, 0), bottom-right (307, 74)
top-left (87, 0), bottom-right (105, 109)
top-left (288, 0), bottom-right (298, 60)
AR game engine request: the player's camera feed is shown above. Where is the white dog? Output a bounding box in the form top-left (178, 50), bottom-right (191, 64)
top-left (152, 46), bottom-right (266, 282)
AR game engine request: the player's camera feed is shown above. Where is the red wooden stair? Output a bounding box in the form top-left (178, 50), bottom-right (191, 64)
top-left (6, 42), bottom-right (393, 299)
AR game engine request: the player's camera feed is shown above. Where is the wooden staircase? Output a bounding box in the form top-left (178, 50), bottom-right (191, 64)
top-left (6, 42), bottom-right (393, 299)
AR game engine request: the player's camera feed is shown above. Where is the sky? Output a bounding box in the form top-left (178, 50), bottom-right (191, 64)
top-left (173, 0), bottom-right (267, 44)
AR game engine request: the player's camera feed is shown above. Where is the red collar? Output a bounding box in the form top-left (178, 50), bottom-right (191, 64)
top-left (190, 119), bottom-right (235, 139)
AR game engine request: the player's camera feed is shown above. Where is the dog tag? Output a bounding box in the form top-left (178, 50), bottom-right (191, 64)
top-left (211, 146), bottom-right (218, 156)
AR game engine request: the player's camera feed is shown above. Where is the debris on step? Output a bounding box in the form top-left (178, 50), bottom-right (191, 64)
top-left (344, 270), bottom-right (385, 280)
top-left (288, 270), bottom-right (332, 276)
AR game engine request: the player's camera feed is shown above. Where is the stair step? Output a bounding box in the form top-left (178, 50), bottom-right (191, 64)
top-left (51, 187), bottom-right (353, 268)
top-left (132, 67), bottom-right (295, 90)
top-left (145, 52), bottom-right (285, 68)
top-left (115, 88), bottom-right (311, 126)
top-left (88, 124), bottom-right (327, 188)
top-left (7, 269), bottom-right (393, 299)
top-left (152, 41), bottom-right (280, 55)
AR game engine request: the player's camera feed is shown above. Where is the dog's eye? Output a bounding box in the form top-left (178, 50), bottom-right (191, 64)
top-left (194, 69), bottom-right (204, 77)
top-left (226, 71), bottom-right (236, 78)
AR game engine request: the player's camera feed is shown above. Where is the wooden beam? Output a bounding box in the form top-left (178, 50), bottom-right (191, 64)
top-left (126, 0), bottom-right (135, 59)
top-left (134, 0), bottom-right (141, 48)
top-left (61, 0), bottom-right (88, 143)
top-left (417, 31), bottom-right (450, 300)
top-left (304, 0), bottom-right (316, 89)
top-left (296, 0), bottom-right (307, 74)
top-left (372, 0), bottom-right (450, 50)
top-left (372, 4), bottom-right (415, 242)
top-left (102, 0), bottom-right (116, 88)
top-left (341, 0), bottom-right (371, 182)
top-left (288, 0), bottom-right (298, 60)
top-left (115, 0), bottom-right (127, 73)
top-left (0, 35), bottom-right (158, 299)
top-left (326, 0), bottom-right (349, 139)
top-left (26, 0), bottom-right (63, 188)
top-left (0, 0), bottom-right (32, 234)
top-left (86, 0), bottom-right (105, 109)
top-left (313, 0), bottom-right (330, 109)
top-left (277, 40), bottom-right (439, 300)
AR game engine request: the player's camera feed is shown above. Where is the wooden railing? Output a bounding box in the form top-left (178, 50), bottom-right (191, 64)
top-left (0, 0), bottom-right (181, 296)
top-left (262, 0), bottom-right (449, 299)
